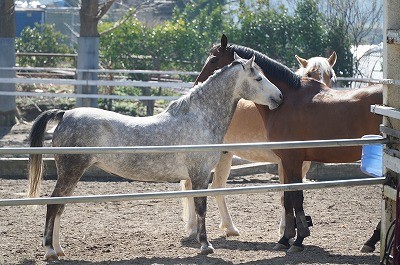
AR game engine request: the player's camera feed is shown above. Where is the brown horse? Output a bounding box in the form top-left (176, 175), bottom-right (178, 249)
top-left (182, 46), bottom-right (338, 239)
top-left (192, 34), bottom-right (382, 252)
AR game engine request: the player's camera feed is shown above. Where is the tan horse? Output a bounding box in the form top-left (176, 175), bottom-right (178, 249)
top-left (295, 52), bottom-right (337, 87)
top-left (182, 42), bottom-right (338, 240)
top-left (184, 34), bottom-right (382, 252)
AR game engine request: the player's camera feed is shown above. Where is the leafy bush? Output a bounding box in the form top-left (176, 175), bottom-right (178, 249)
top-left (16, 23), bottom-right (74, 67)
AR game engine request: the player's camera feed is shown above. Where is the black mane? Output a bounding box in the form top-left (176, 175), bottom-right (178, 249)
top-left (228, 44), bottom-right (301, 89)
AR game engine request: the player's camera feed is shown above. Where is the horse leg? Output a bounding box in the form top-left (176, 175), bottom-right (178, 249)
top-left (302, 161), bottom-right (311, 181)
top-left (274, 190), bottom-right (296, 250)
top-left (211, 151), bottom-right (239, 237)
top-left (193, 195), bottom-right (214, 254)
top-left (191, 174), bottom-right (214, 255)
top-left (278, 161), bottom-right (311, 239)
top-left (43, 157), bottom-right (88, 260)
top-left (278, 161), bottom-right (286, 239)
top-left (275, 157), bottom-right (309, 251)
top-left (288, 190), bottom-right (311, 253)
top-left (180, 179), bottom-right (197, 237)
top-left (361, 220), bottom-right (381, 253)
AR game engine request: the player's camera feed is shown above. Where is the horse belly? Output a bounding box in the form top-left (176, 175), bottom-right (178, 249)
top-left (306, 146), bottom-right (362, 163)
top-left (94, 154), bottom-right (190, 182)
top-left (224, 100), bottom-right (279, 162)
top-left (232, 149), bottom-right (280, 163)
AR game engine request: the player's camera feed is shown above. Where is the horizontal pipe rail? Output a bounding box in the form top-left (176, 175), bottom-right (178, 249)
top-left (0, 68), bottom-right (390, 81)
top-left (0, 138), bottom-right (390, 155)
top-left (0, 67), bottom-right (200, 76)
top-left (0, 91), bottom-right (181, 101)
top-left (0, 77), bottom-right (194, 88)
top-left (372, 105), bottom-right (400, 120)
top-left (0, 177), bottom-right (385, 207)
top-left (336, 77), bottom-right (400, 85)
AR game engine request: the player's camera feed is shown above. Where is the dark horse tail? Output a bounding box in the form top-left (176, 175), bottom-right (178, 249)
top-left (28, 109), bottom-right (65, 198)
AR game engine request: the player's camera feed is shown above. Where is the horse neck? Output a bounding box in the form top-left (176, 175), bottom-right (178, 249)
top-left (190, 68), bottom-right (241, 138)
top-left (231, 45), bottom-right (301, 95)
top-left (254, 80), bottom-right (294, 130)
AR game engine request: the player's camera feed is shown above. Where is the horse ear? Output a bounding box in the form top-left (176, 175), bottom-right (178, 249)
top-left (295, 55), bottom-right (308, 68)
top-left (233, 52), bottom-right (241, 61)
top-left (244, 54), bottom-right (255, 68)
top-left (328, 51), bottom-right (337, 67)
top-left (221, 34), bottom-right (228, 49)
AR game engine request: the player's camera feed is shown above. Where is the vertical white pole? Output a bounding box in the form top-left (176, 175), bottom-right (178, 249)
top-left (381, 0), bottom-right (400, 260)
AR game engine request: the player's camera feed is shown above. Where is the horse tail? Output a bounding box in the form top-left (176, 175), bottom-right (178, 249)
top-left (28, 109), bottom-right (65, 198)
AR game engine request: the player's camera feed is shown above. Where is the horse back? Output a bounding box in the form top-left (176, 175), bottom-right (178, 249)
top-left (266, 82), bottom-right (383, 163)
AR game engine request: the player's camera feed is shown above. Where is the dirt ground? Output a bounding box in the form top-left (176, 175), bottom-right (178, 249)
top-left (0, 123), bottom-right (382, 265)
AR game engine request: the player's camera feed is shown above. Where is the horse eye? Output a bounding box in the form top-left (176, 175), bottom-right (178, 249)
top-left (256, 77), bottom-right (262, 81)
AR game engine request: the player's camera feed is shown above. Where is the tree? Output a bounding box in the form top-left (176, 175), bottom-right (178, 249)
top-left (0, 0), bottom-right (16, 125)
top-left (324, 0), bottom-right (382, 76)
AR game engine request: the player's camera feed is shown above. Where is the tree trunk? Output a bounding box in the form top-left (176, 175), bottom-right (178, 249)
top-left (76, 0), bottom-right (100, 107)
top-left (75, 37), bottom-right (99, 107)
top-left (79, 0), bottom-right (100, 37)
top-left (0, 0), bottom-right (16, 126)
top-left (75, 0), bottom-right (115, 108)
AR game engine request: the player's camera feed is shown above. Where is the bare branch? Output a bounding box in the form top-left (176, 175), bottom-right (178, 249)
top-left (99, 7), bottom-right (136, 35)
top-left (97, 0), bottom-right (116, 20)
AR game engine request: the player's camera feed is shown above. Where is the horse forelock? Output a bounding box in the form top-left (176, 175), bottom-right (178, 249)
top-left (307, 57), bottom-right (336, 80)
top-left (227, 44), bottom-right (302, 89)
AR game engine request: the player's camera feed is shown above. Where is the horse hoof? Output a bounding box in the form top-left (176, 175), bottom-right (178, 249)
top-left (225, 227), bottom-right (240, 237)
top-left (226, 230), bottom-right (240, 237)
top-left (54, 245), bottom-right (65, 257)
top-left (360, 244), bottom-right (375, 253)
top-left (273, 243), bottom-right (289, 251)
top-left (200, 244), bottom-right (214, 255)
top-left (44, 249), bottom-right (59, 261)
top-left (287, 244), bottom-right (304, 253)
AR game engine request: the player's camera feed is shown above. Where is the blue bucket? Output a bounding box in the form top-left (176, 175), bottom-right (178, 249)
top-left (360, 135), bottom-right (383, 177)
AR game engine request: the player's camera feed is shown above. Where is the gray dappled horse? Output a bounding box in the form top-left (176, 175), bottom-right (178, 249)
top-left (27, 54), bottom-right (283, 260)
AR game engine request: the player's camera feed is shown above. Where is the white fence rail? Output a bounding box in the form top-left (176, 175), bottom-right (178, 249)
top-left (0, 67), bottom-right (200, 76)
top-left (0, 91), bottom-right (180, 101)
top-left (0, 138), bottom-right (390, 155)
top-left (0, 177), bottom-right (385, 207)
top-left (0, 77), bottom-right (194, 89)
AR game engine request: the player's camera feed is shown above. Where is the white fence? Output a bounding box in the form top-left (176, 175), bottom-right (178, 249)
top-left (0, 137), bottom-right (389, 207)
top-left (0, 68), bottom-right (399, 102)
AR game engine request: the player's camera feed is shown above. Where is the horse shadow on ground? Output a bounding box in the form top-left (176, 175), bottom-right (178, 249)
top-left (18, 238), bottom-right (379, 265)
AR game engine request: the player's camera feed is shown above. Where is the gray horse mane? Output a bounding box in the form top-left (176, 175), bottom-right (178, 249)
top-left (166, 92), bottom-right (192, 116)
top-left (166, 61), bottom-right (242, 116)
